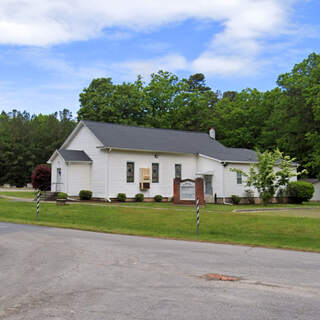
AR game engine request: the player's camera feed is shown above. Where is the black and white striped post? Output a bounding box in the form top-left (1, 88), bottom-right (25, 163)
top-left (36, 190), bottom-right (40, 219)
top-left (196, 197), bottom-right (200, 236)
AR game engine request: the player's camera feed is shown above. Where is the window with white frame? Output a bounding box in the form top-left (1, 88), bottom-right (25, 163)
top-left (237, 172), bottom-right (242, 184)
top-left (152, 163), bottom-right (159, 183)
top-left (175, 164), bottom-right (181, 179)
top-left (127, 162), bottom-right (134, 183)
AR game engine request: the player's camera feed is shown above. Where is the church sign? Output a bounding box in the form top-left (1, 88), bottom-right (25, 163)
top-left (173, 178), bottom-right (204, 205)
top-left (180, 180), bottom-right (195, 200)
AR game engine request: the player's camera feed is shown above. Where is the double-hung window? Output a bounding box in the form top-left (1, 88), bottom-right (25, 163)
top-left (237, 172), bottom-right (242, 184)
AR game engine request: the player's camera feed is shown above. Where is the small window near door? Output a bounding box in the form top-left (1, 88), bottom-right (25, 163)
top-left (237, 172), bottom-right (242, 184)
top-left (175, 164), bottom-right (181, 179)
top-left (152, 163), bottom-right (159, 183)
top-left (127, 162), bottom-right (134, 183)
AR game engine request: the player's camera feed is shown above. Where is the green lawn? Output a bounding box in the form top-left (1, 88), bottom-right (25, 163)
top-left (0, 198), bottom-right (319, 252)
top-left (0, 191), bottom-right (36, 199)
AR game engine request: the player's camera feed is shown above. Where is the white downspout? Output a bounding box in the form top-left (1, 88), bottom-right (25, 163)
top-left (65, 162), bottom-right (68, 195)
top-left (105, 148), bottom-right (112, 202)
top-left (223, 198), bottom-right (233, 205)
top-left (222, 162), bottom-right (233, 205)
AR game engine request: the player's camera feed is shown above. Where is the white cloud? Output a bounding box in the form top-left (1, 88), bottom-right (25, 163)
top-left (0, 0), bottom-right (289, 46)
top-left (191, 55), bottom-right (255, 76)
top-left (117, 54), bottom-right (188, 78)
top-left (0, 0), bottom-right (297, 76)
top-left (20, 48), bottom-right (109, 80)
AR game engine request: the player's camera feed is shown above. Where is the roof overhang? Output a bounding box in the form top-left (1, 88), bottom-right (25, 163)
top-left (47, 149), bottom-right (92, 164)
top-left (97, 146), bottom-right (195, 156)
top-left (223, 160), bottom-right (258, 164)
top-left (47, 150), bottom-right (59, 164)
top-left (224, 160), bottom-right (299, 167)
top-left (198, 154), bottom-right (222, 163)
top-left (60, 121), bottom-right (84, 150)
top-left (198, 154), bottom-right (258, 164)
top-left (65, 161), bottom-right (92, 164)
top-left (60, 120), bottom-right (104, 150)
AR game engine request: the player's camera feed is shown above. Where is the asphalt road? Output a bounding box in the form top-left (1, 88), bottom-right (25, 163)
top-left (0, 222), bottom-right (319, 320)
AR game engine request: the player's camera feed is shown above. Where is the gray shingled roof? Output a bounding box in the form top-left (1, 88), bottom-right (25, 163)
top-left (58, 149), bottom-right (92, 162)
top-left (83, 120), bottom-right (257, 162)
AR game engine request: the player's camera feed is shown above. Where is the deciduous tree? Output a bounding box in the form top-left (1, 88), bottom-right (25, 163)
top-left (231, 149), bottom-right (304, 205)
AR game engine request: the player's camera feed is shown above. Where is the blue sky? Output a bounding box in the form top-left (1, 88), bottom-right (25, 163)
top-left (0, 0), bottom-right (319, 117)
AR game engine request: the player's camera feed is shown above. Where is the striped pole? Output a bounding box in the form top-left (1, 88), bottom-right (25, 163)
top-left (196, 198), bottom-right (200, 236)
top-left (36, 190), bottom-right (40, 219)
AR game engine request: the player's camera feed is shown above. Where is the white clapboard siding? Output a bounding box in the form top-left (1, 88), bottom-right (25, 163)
top-left (108, 150), bottom-right (197, 198)
top-left (50, 153), bottom-right (67, 193)
top-left (65, 124), bottom-right (107, 198)
top-left (67, 163), bottom-right (91, 196)
top-left (223, 164), bottom-right (297, 197)
top-left (196, 155), bottom-right (223, 197)
top-left (223, 163), bottom-right (257, 197)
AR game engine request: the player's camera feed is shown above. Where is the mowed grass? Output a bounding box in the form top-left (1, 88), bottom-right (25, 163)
top-left (101, 201), bottom-right (320, 210)
top-left (0, 191), bottom-right (36, 199)
top-left (0, 198), bottom-right (320, 252)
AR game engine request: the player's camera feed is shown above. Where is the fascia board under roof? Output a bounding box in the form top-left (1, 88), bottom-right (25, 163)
top-left (60, 121), bottom-right (84, 149)
top-left (48, 149), bottom-right (92, 163)
top-left (224, 160), bottom-right (258, 164)
top-left (47, 150), bottom-right (59, 164)
top-left (65, 161), bottom-right (92, 164)
top-left (97, 148), bottom-right (257, 162)
top-left (198, 154), bottom-right (222, 163)
top-left (198, 154), bottom-right (259, 164)
top-left (224, 160), bottom-right (299, 166)
top-left (49, 149), bottom-right (69, 163)
top-left (60, 120), bottom-right (104, 150)
top-left (97, 146), bottom-right (196, 156)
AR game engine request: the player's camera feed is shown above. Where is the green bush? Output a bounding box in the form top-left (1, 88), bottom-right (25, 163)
top-left (57, 192), bottom-right (68, 200)
top-left (154, 195), bottom-right (163, 202)
top-left (79, 190), bottom-right (92, 200)
top-left (135, 193), bottom-right (144, 202)
top-left (245, 189), bottom-right (254, 204)
top-left (287, 181), bottom-right (314, 204)
top-left (117, 193), bottom-right (126, 202)
top-left (276, 188), bottom-right (286, 204)
top-left (261, 191), bottom-right (273, 206)
top-left (231, 195), bottom-right (240, 205)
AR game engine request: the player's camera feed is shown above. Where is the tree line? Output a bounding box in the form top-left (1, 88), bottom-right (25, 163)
top-left (0, 109), bottom-right (76, 186)
top-left (78, 53), bottom-right (320, 178)
top-left (1, 52), bottom-right (319, 186)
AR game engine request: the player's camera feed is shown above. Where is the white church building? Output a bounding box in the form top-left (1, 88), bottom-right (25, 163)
top-left (48, 120), bottom-right (260, 202)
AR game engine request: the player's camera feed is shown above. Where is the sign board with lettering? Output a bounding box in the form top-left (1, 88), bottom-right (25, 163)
top-left (173, 177), bottom-right (204, 205)
top-left (180, 180), bottom-right (195, 200)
